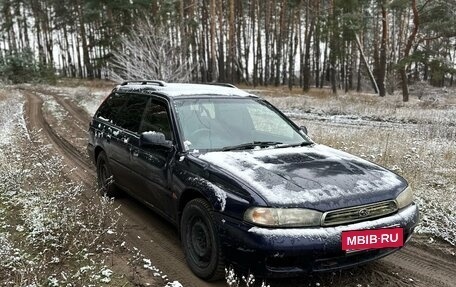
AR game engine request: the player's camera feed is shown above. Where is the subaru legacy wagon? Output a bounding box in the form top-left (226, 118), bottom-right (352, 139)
top-left (87, 80), bottom-right (419, 280)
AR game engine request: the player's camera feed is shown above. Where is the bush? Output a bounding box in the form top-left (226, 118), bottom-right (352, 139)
top-left (109, 19), bottom-right (193, 82)
top-left (0, 49), bottom-right (56, 84)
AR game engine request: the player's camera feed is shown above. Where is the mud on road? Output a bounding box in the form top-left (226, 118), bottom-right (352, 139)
top-left (21, 87), bottom-right (456, 287)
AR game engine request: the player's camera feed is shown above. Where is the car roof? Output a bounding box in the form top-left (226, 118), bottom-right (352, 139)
top-left (114, 80), bottom-right (256, 99)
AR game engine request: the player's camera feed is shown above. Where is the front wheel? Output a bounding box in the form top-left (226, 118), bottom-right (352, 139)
top-left (181, 198), bottom-right (225, 281)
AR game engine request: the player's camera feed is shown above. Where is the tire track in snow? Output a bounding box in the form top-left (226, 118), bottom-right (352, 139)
top-left (24, 90), bottom-right (95, 187)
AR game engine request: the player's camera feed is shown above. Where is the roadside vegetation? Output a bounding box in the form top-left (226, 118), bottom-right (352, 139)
top-left (0, 89), bottom-right (170, 286)
top-left (0, 134), bottom-right (121, 286)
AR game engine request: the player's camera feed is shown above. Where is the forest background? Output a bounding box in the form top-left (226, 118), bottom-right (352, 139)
top-left (1, 0), bottom-right (455, 101)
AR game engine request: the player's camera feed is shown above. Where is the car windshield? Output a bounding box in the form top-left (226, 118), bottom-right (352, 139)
top-left (174, 97), bottom-right (310, 151)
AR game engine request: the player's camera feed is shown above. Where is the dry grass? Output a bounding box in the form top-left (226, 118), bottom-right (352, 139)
top-left (0, 132), bottom-right (128, 285)
top-left (244, 84), bottom-right (456, 120)
top-left (257, 89), bottom-right (456, 127)
top-left (0, 90), bottom-right (8, 101)
top-left (55, 78), bottom-right (116, 89)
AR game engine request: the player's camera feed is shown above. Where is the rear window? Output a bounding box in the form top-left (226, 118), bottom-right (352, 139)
top-left (116, 94), bottom-right (149, 133)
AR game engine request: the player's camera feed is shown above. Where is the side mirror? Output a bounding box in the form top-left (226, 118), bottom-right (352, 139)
top-left (300, 126), bottom-right (308, 135)
top-left (140, 131), bottom-right (173, 148)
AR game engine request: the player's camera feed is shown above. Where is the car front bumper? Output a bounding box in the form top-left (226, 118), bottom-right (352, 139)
top-left (217, 203), bottom-right (419, 277)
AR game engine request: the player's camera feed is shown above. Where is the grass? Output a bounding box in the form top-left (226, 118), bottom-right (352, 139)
top-left (247, 84), bottom-right (456, 126)
top-left (54, 77), bottom-right (116, 89)
top-left (0, 91), bottom-right (165, 286)
top-left (0, 135), bottom-right (124, 285)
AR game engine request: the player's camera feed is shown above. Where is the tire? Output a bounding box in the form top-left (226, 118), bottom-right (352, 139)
top-left (96, 151), bottom-right (119, 197)
top-left (181, 198), bottom-right (225, 281)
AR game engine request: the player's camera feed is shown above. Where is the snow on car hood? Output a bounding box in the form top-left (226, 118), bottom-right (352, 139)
top-left (198, 144), bottom-right (407, 211)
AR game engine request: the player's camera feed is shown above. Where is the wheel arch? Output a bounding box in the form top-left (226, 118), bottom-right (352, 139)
top-left (178, 188), bottom-right (208, 223)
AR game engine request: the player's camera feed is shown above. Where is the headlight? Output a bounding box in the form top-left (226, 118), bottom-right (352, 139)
top-left (244, 207), bottom-right (322, 227)
top-left (395, 186), bottom-right (414, 209)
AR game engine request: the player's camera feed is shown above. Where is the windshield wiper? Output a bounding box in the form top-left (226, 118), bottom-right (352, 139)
top-left (276, 141), bottom-right (313, 148)
top-left (222, 141), bottom-right (283, 151)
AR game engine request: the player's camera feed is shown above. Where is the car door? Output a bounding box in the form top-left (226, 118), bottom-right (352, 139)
top-left (129, 97), bottom-right (176, 218)
top-left (108, 93), bottom-right (149, 190)
top-left (95, 92), bottom-right (129, 187)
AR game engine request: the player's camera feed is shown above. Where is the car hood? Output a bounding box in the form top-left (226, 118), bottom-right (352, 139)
top-left (197, 144), bottom-right (407, 211)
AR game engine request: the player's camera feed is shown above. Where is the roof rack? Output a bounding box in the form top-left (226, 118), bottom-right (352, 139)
top-left (204, 82), bottom-right (237, 88)
top-left (120, 80), bottom-right (166, 87)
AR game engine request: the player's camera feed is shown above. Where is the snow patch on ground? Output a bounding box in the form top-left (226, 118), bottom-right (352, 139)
top-left (43, 86), bottom-right (108, 116)
top-left (43, 96), bottom-right (69, 121)
top-left (0, 90), bottom-right (24, 146)
top-left (72, 89), bottom-right (107, 116)
top-left (165, 281), bottom-right (184, 287)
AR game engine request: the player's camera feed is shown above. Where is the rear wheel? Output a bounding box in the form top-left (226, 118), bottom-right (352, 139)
top-left (96, 151), bottom-right (119, 197)
top-left (181, 198), bottom-right (225, 281)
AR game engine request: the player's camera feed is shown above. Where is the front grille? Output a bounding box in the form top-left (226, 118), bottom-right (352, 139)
top-left (321, 200), bottom-right (398, 226)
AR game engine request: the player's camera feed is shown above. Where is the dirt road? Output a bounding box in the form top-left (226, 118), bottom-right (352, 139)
top-left (22, 87), bottom-right (456, 287)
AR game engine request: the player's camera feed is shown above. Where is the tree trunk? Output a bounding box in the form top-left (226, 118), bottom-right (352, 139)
top-left (228, 0), bottom-right (235, 83)
top-left (399, 0), bottom-right (419, 102)
top-left (76, 0), bottom-right (92, 78)
top-left (209, 0), bottom-right (217, 81)
top-left (275, 0), bottom-right (286, 87)
top-left (264, 0), bottom-right (271, 85)
top-left (329, 0), bottom-right (337, 95)
top-left (355, 34), bottom-right (379, 94)
top-left (314, 1), bottom-right (321, 89)
top-left (255, 2), bottom-right (263, 86)
top-left (303, 0), bottom-right (316, 91)
top-left (377, 2), bottom-right (388, 97)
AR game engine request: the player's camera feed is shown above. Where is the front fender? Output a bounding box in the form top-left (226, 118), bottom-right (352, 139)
top-left (174, 156), bottom-right (265, 220)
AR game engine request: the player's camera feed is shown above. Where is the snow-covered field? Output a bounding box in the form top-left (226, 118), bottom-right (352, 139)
top-left (0, 90), bottom-right (25, 145)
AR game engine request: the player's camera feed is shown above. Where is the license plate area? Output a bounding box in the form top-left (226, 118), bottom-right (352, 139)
top-left (342, 227), bottom-right (403, 251)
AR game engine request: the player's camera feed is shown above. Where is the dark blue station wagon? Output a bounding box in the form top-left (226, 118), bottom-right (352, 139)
top-left (87, 80), bottom-right (419, 280)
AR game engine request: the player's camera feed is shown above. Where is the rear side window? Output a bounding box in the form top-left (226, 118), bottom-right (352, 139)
top-left (116, 94), bottom-right (149, 133)
top-left (139, 100), bottom-right (173, 140)
top-left (96, 93), bottom-right (128, 122)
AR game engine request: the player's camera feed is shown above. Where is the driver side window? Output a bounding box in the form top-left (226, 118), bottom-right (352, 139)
top-left (139, 99), bottom-right (173, 140)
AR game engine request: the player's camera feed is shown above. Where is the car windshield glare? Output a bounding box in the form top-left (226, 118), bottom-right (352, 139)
top-left (174, 97), bottom-right (310, 151)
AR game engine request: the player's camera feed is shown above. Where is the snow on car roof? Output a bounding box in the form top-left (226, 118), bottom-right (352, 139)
top-left (116, 83), bottom-right (254, 98)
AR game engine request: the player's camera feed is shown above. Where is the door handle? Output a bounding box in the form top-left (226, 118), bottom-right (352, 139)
top-left (132, 149), bottom-right (139, 157)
